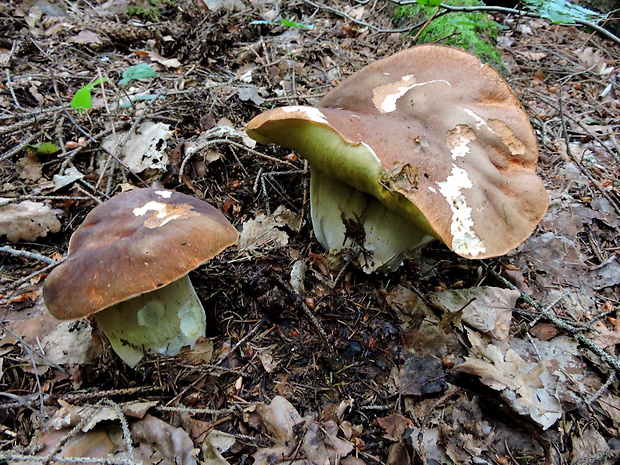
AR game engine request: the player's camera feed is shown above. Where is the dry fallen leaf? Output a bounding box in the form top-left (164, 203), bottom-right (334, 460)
top-left (247, 396), bottom-right (354, 465)
top-left (0, 200), bottom-right (61, 242)
top-left (456, 331), bottom-right (562, 429)
top-left (428, 287), bottom-right (519, 340)
top-left (238, 205), bottom-right (300, 251)
top-left (102, 121), bottom-right (173, 173)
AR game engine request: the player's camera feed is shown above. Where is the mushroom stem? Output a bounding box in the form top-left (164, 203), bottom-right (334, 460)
top-left (93, 274), bottom-right (206, 367)
top-left (311, 167), bottom-right (434, 273)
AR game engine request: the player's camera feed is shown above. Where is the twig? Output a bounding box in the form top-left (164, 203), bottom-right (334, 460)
top-left (302, 0), bottom-right (428, 33)
top-left (216, 316), bottom-right (267, 365)
top-left (5, 69), bottom-right (22, 109)
top-left (0, 323), bottom-right (68, 375)
top-left (586, 371), bottom-right (616, 404)
top-left (156, 405), bottom-right (233, 415)
top-left (556, 89), bottom-right (620, 216)
top-left (482, 261), bottom-right (620, 372)
top-left (0, 133), bottom-right (38, 162)
top-left (0, 261), bottom-right (58, 302)
top-left (179, 138), bottom-right (298, 183)
top-left (0, 246), bottom-right (58, 265)
top-left (307, 0), bottom-right (620, 44)
top-left (101, 399), bottom-right (137, 464)
top-left (572, 449), bottom-right (620, 465)
top-left (0, 387), bottom-right (159, 411)
top-left (0, 453), bottom-right (136, 464)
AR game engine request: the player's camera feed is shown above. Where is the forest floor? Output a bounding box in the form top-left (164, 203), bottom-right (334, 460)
top-left (1, 0), bottom-right (619, 464)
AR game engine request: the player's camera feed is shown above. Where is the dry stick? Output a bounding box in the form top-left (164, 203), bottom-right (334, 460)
top-left (411, 6), bottom-right (440, 42)
top-left (164, 320), bottom-right (266, 407)
top-left (303, 0), bottom-right (430, 33)
top-left (586, 371), bottom-right (616, 404)
top-left (101, 399), bottom-right (137, 464)
top-left (0, 106), bottom-right (62, 121)
top-left (557, 89), bottom-right (620, 216)
top-left (216, 316), bottom-right (268, 366)
top-left (572, 449), bottom-right (620, 465)
top-left (0, 453), bottom-right (135, 464)
top-left (0, 386), bottom-right (160, 411)
top-left (0, 323), bottom-right (68, 374)
top-left (0, 261), bottom-right (58, 302)
top-left (33, 400), bottom-right (132, 465)
top-left (482, 262), bottom-right (620, 372)
top-left (0, 133), bottom-right (38, 162)
top-left (0, 116), bottom-right (44, 136)
top-left (179, 138), bottom-right (297, 183)
top-left (531, 88), bottom-right (620, 197)
top-left (156, 405), bottom-right (233, 415)
top-left (49, 71), bottom-right (148, 188)
top-left (0, 245), bottom-right (58, 265)
top-left (5, 68), bottom-right (22, 109)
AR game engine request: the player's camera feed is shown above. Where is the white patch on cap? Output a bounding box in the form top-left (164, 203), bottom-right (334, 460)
top-left (437, 165), bottom-right (486, 257)
top-left (374, 77), bottom-right (451, 113)
top-left (133, 200), bottom-right (199, 229)
top-left (133, 201), bottom-right (167, 217)
top-left (447, 125), bottom-right (476, 160)
top-left (464, 108), bottom-right (492, 132)
top-left (428, 186), bottom-right (437, 193)
top-left (283, 106), bottom-right (329, 125)
top-left (155, 190), bottom-right (172, 199)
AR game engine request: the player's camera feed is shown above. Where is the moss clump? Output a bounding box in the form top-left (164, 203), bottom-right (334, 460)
top-left (127, 0), bottom-right (175, 22)
top-left (394, 0), bottom-right (504, 70)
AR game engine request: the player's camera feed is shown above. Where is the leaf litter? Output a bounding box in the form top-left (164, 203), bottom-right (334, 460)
top-left (0, 0), bottom-right (619, 464)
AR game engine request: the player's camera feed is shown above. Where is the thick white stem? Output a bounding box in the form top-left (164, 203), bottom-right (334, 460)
top-left (310, 167), bottom-right (434, 273)
top-left (93, 274), bottom-right (206, 367)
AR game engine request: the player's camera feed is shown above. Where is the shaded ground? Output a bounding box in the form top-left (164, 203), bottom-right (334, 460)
top-left (1, 1), bottom-right (619, 464)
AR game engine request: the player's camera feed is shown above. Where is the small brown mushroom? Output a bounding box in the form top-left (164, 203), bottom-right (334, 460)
top-left (247, 45), bottom-right (548, 273)
top-left (43, 188), bottom-right (238, 367)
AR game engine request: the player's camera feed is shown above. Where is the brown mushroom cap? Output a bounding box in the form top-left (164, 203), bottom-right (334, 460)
top-left (43, 189), bottom-right (238, 321)
top-left (246, 45), bottom-right (548, 260)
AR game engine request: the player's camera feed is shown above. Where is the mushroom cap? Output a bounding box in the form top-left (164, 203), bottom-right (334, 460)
top-left (247, 44), bottom-right (548, 259)
top-left (43, 189), bottom-right (239, 321)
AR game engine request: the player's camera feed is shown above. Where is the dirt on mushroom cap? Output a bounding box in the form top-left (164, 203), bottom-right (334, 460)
top-left (43, 188), bottom-right (239, 321)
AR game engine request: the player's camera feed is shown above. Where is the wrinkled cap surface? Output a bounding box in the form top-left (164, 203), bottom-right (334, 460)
top-left (43, 189), bottom-right (239, 320)
top-left (246, 44), bottom-right (548, 259)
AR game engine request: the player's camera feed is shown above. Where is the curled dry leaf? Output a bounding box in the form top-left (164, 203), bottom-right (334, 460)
top-left (246, 396), bottom-right (354, 465)
top-left (101, 121), bottom-right (173, 173)
top-left (0, 200), bottom-right (61, 242)
top-left (428, 287), bottom-right (519, 340)
top-left (238, 205), bottom-right (301, 251)
top-left (456, 330), bottom-right (562, 429)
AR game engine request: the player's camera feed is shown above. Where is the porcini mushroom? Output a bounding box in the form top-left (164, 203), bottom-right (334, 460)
top-left (43, 189), bottom-right (238, 367)
top-left (247, 45), bottom-right (548, 273)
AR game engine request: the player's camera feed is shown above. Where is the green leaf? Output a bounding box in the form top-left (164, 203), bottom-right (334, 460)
top-left (119, 94), bottom-right (163, 108)
top-left (523, 0), bottom-right (605, 24)
top-left (279, 18), bottom-right (314, 29)
top-left (70, 78), bottom-right (107, 111)
top-left (70, 86), bottom-right (93, 111)
top-left (416, 0), bottom-right (442, 6)
top-left (119, 63), bottom-right (157, 85)
top-left (26, 142), bottom-right (61, 155)
top-left (85, 77), bottom-right (107, 90)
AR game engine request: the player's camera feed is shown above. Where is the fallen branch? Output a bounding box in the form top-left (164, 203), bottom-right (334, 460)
top-left (482, 261), bottom-right (620, 373)
top-left (0, 245), bottom-right (58, 265)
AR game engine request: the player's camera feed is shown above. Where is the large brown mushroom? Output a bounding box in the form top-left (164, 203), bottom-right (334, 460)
top-left (247, 45), bottom-right (548, 273)
top-left (43, 188), bottom-right (238, 367)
